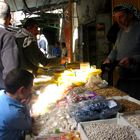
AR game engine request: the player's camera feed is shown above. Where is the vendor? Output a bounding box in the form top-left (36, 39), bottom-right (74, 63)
top-left (0, 69), bottom-right (34, 140)
top-left (15, 18), bottom-right (58, 75)
top-left (103, 3), bottom-right (140, 100)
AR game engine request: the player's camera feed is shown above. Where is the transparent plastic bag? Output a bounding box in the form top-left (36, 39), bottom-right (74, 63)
top-left (68, 98), bottom-right (121, 122)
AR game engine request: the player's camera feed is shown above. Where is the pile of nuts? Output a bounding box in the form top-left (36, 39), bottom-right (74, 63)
top-left (117, 99), bottom-right (140, 112)
top-left (127, 114), bottom-right (140, 129)
top-left (95, 87), bottom-right (127, 97)
top-left (83, 122), bottom-right (138, 140)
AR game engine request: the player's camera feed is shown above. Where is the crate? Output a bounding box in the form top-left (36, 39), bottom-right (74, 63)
top-left (78, 117), bottom-right (140, 140)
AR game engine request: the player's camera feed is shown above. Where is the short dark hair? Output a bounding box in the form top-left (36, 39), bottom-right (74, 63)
top-left (23, 18), bottom-right (38, 29)
top-left (61, 42), bottom-right (66, 48)
top-left (0, 1), bottom-right (11, 19)
top-left (4, 69), bottom-right (34, 94)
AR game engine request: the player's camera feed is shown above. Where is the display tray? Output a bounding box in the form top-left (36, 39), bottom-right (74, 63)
top-left (115, 96), bottom-right (140, 113)
top-left (31, 131), bottom-right (81, 140)
top-left (119, 112), bottom-right (140, 138)
top-left (116, 96), bottom-right (140, 104)
top-left (107, 95), bottom-right (129, 100)
top-left (108, 95), bottom-right (140, 105)
top-left (78, 117), bottom-right (140, 140)
top-left (94, 86), bottom-right (127, 97)
top-left (78, 118), bottom-right (120, 140)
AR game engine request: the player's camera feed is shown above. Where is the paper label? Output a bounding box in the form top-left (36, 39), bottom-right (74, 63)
top-left (108, 100), bottom-right (117, 108)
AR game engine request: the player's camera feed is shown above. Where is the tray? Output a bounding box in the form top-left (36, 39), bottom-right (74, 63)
top-left (119, 112), bottom-right (140, 138)
top-left (115, 96), bottom-right (140, 113)
top-left (78, 117), bottom-right (140, 140)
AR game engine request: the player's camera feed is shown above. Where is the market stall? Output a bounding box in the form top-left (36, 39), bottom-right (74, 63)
top-left (27, 63), bottom-right (140, 140)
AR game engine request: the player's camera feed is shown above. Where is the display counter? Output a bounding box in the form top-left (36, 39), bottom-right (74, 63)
top-left (28, 64), bottom-right (140, 140)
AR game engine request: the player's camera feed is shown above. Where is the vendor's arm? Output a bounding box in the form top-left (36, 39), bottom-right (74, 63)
top-left (23, 41), bottom-right (48, 66)
top-left (103, 45), bottom-right (117, 64)
top-left (108, 46), bottom-right (117, 62)
top-left (24, 41), bottom-right (59, 67)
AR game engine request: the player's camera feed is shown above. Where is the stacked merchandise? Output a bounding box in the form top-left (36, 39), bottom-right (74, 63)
top-left (30, 64), bottom-right (140, 139)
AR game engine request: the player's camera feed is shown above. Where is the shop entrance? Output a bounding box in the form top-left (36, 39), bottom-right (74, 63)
top-left (82, 22), bottom-right (96, 65)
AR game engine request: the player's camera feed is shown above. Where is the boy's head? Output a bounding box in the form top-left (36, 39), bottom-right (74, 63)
top-left (4, 69), bottom-right (34, 101)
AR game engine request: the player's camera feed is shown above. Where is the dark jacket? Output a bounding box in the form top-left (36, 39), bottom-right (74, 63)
top-left (0, 26), bottom-right (18, 89)
top-left (16, 36), bottom-right (48, 74)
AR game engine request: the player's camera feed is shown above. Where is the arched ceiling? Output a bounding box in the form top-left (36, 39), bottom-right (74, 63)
top-left (5, 0), bottom-right (69, 13)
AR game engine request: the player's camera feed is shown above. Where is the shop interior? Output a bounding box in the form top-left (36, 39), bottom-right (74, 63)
top-left (2, 0), bottom-right (140, 139)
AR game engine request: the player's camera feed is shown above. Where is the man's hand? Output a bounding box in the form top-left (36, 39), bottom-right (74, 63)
top-left (119, 57), bottom-right (136, 67)
top-left (119, 57), bottom-right (129, 67)
top-left (21, 94), bottom-right (32, 105)
top-left (103, 58), bottom-right (111, 64)
top-left (47, 57), bottom-right (61, 67)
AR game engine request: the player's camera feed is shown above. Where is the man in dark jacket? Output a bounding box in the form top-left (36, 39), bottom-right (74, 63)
top-left (15, 18), bottom-right (57, 75)
top-left (0, 1), bottom-right (18, 89)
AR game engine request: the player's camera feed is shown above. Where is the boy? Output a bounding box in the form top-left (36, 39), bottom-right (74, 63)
top-left (0, 69), bottom-right (34, 140)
